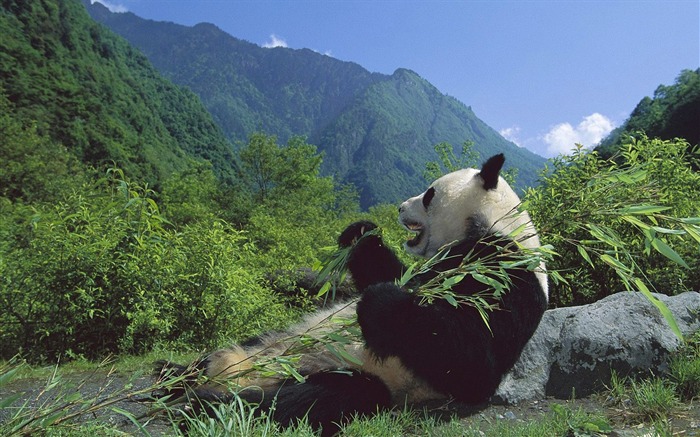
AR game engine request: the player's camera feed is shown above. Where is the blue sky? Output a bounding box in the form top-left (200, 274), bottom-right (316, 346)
top-left (93, 0), bottom-right (699, 158)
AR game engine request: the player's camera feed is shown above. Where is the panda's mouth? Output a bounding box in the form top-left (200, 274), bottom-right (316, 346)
top-left (402, 221), bottom-right (425, 247)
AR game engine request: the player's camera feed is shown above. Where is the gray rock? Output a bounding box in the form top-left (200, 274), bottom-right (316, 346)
top-left (494, 291), bottom-right (700, 404)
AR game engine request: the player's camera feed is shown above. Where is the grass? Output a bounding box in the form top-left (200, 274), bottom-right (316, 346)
top-left (602, 331), bottom-right (700, 435)
top-left (629, 377), bottom-right (678, 421)
top-left (669, 333), bottom-right (700, 401)
top-left (2, 331), bottom-right (700, 436)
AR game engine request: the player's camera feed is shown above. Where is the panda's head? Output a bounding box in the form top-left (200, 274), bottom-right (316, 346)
top-left (399, 153), bottom-right (540, 258)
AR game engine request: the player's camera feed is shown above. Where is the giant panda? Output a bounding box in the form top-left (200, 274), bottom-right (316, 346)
top-left (158, 153), bottom-right (548, 436)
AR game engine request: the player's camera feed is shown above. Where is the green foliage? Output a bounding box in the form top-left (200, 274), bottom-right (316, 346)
top-left (525, 137), bottom-right (700, 307)
top-left (240, 133), bottom-right (323, 203)
top-left (423, 140), bottom-right (519, 185)
top-left (598, 68), bottom-right (700, 156)
top-left (179, 395), bottom-right (288, 437)
top-left (669, 331), bottom-right (700, 401)
top-left (160, 161), bottom-right (223, 226)
top-left (86, 5), bottom-right (546, 208)
top-left (608, 366), bottom-right (680, 424)
top-left (237, 133), bottom-right (359, 275)
top-left (1, 0), bottom-right (236, 187)
top-left (0, 93), bottom-right (86, 203)
top-left (423, 141), bottom-right (480, 181)
top-left (0, 170), bottom-right (298, 361)
top-left (629, 378), bottom-right (678, 421)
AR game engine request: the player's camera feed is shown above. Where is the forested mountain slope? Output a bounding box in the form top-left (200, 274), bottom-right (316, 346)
top-left (597, 69), bottom-right (699, 157)
top-left (1, 0), bottom-right (237, 186)
top-left (85, 1), bottom-right (546, 207)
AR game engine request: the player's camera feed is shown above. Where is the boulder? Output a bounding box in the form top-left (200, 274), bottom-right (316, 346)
top-left (494, 291), bottom-right (700, 404)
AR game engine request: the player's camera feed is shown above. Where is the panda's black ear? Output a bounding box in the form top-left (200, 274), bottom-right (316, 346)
top-left (479, 153), bottom-right (505, 190)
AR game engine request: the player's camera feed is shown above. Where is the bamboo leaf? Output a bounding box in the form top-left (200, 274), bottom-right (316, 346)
top-left (679, 217), bottom-right (700, 225)
top-left (0, 392), bottom-right (22, 409)
top-left (617, 205), bottom-right (671, 215)
top-left (650, 226), bottom-right (685, 235)
top-left (576, 245), bottom-right (594, 267)
top-left (621, 215), bottom-right (650, 230)
top-left (508, 222), bottom-right (528, 239)
top-left (0, 365), bottom-right (21, 386)
top-left (113, 407), bottom-right (150, 434)
top-left (587, 224), bottom-right (624, 248)
top-left (324, 343), bottom-right (362, 366)
top-left (682, 223), bottom-right (700, 245)
top-left (442, 273), bottom-right (465, 288)
top-left (280, 362), bottom-right (305, 383)
top-left (326, 332), bottom-right (351, 345)
top-left (316, 282), bottom-right (331, 298)
top-left (650, 238), bottom-right (690, 268)
top-left (335, 346), bottom-right (363, 366)
top-left (398, 262), bottom-right (417, 287)
top-left (599, 254), bottom-right (629, 272)
top-left (473, 273), bottom-right (504, 290)
top-left (444, 294), bottom-right (459, 307)
top-left (634, 279), bottom-right (683, 340)
top-left (475, 306), bottom-right (493, 335)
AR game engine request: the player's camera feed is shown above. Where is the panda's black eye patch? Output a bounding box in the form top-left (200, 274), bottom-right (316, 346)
top-left (422, 187), bottom-right (435, 209)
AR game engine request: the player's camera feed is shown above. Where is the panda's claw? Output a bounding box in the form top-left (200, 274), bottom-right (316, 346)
top-left (338, 220), bottom-right (378, 247)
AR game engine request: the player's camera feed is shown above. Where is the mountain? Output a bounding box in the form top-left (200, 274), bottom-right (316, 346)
top-left (1, 0), bottom-right (237, 186)
top-left (597, 69), bottom-right (700, 157)
top-left (314, 68), bottom-right (547, 206)
top-left (85, 2), bottom-right (546, 207)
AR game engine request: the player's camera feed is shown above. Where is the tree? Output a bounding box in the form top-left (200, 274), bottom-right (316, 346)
top-left (0, 93), bottom-right (86, 203)
top-left (160, 160), bottom-right (221, 226)
top-left (423, 140), bottom-right (518, 185)
top-left (423, 141), bottom-right (479, 182)
top-left (239, 132), bottom-right (323, 202)
top-left (239, 133), bottom-right (359, 273)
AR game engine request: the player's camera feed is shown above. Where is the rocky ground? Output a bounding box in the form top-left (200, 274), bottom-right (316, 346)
top-left (2, 371), bottom-right (700, 436)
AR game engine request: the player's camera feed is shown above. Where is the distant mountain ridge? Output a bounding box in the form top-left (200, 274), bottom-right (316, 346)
top-left (1, 0), bottom-right (236, 186)
top-left (85, 1), bottom-right (546, 207)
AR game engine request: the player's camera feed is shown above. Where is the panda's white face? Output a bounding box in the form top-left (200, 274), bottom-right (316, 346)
top-left (398, 155), bottom-right (540, 259)
top-left (399, 168), bottom-right (485, 258)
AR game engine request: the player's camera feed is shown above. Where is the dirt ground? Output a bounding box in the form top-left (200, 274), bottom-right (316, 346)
top-left (2, 370), bottom-right (700, 436)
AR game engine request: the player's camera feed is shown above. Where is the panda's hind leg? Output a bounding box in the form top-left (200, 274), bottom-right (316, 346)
top-left (154, 346), bottom-right (253, 399)
top-left (186, 369), bottom-right (391, 437)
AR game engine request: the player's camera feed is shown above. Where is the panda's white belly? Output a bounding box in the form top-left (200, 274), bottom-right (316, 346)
top-left (344, 345), bottom-right (443, 405)
top-left (205, 300), bottom-right (444, 404)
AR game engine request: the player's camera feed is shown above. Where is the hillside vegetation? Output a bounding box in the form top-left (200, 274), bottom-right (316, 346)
top-left (1, 0), bottom-right (237, 187)
top-left (84, 0), bottom-right (545, 207)
top-left (2, 0), bottom-right (698, 367)
top-left (598, 69), bottom-right (700, 157)
top-left (1, 2), bottom-right (699, 436)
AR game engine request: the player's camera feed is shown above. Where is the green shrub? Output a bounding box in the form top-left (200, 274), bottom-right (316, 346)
top-left (524, 136), bottom-right (700, 306)
top-left (0, 171), bottom-right (298, 361)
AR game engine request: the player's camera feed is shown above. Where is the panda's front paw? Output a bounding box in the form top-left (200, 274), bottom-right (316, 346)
top-left (338, 221), bottom-right (378, 247)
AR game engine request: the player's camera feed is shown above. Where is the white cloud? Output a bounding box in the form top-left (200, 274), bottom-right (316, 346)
top-left (543, 113), bottom-right (615, 156)
top-left (91, 0), bottom-right (128, 13)
top-left (499, 126), bottom-right (522, 147)
top-left (310, 48), bottom-right (334, 57)
top-left (263, 34), bottom-right (288, 48)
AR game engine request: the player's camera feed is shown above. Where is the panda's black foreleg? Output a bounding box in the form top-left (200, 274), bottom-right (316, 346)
top-left (355, 282), bottom-right (417, 358)
top-left (357, 282), bottom-right (501, 402)
top-left (184, 370), bottom-right (391, 437)
top-left (338, 221), bottom-right (405, 291)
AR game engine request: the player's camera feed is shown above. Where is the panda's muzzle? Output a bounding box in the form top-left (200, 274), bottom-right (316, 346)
top-left (401, 220), bottom-right (425, 247)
